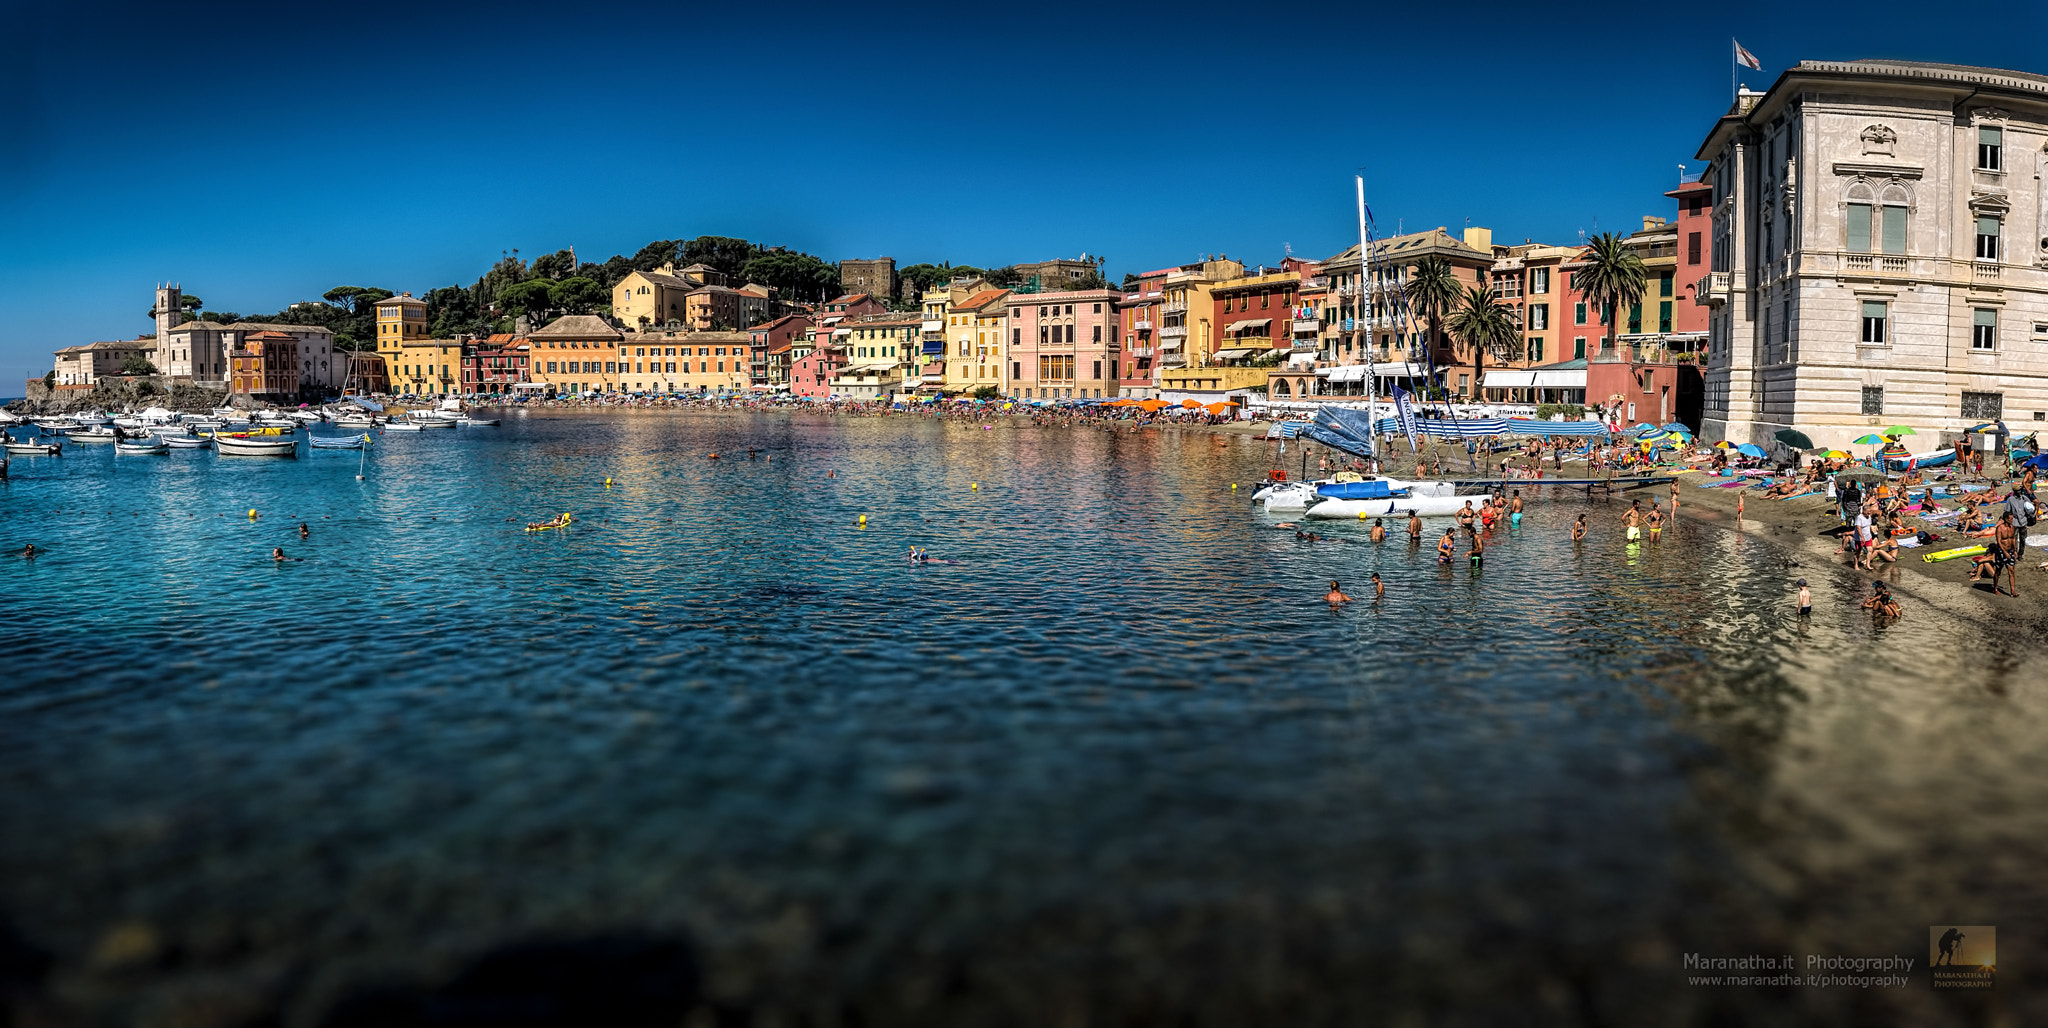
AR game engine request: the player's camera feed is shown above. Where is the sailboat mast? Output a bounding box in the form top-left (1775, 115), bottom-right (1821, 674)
top-left (1356, 176), bottom-right (1376, 459)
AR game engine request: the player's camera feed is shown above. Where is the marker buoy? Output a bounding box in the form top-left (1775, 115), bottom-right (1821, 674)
top-left (858, 515), bottom-right (867, 528)
top-left (971, 482), bottom-right (978, 490)
top-left (1231, 483), bottom-right (1238, 491)
top-left (248, 509), bottom-right (258, 519)
top-left (605, 477), bottom-right (613, 488)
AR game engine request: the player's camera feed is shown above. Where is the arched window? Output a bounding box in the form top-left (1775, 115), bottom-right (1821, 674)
top-left (1844, 181), bottom-right (1878, 253)
top-left (1274, 378), bottom-right (1290, 396)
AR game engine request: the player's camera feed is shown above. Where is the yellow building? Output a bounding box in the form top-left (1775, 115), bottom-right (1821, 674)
top-left (385, 339), bottom-right (463, 397)
top-left (612, 264), bottom-right (716, 330)
top-left (1157, 257), bottom-right (1241, 375)
top-left (527, 314), bottom-right (625, 394)
top-left (375, 293), bottom-right (431, 387)
top-left (668, 331), bottom-right (754, 394)
top-left (941, 288), bottom-right (1011, 394)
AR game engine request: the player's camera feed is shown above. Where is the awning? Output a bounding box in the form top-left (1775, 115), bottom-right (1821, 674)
top-left (1317, 365), bottom-right (1368, 382)
top-left (1371, 362), bottom-right (1430, 378)
top-left (1530, 369), bottom-right (1587, 388)
top-left (1483, 370), bottom-right (1536, 388)
top-left (1212, 348), bottom-right (1257, 361)
top-left (1224, 318), bottom-right (1272, 334)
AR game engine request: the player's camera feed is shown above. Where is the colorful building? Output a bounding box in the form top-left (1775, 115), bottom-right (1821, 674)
top-left (1156, 257), bottom-right (1242, 377)
top-left (672, 331), bottom-right (755, 394)
top-left (941, 288), bottom-right (1011, 395)
top-left (1004, 289), bottom-right (1121, 400)
top-left (620, 327), bottom-right (690, 394)
top-left (788, 327), bottom-right (844, 399)
top-left (526, 314), bottom-right (624, 395)
top-left (1116, 271), bottom-right (1168, 397)
top-left (462, 334), bottom-right (530, 395)
top-left (747, 314), bottom-right (813, 390)
top-left (228, 332), bottom-right (302, 399)
top-left (613, 265), bottom-right (716, 331)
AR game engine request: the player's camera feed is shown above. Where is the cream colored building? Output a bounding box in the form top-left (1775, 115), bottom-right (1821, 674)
top-left (163, 319), bottom-right (343, 391)
top-left (527, 314), bottom-right (625, 394)
top-left (942, 288), bottom-right (1011, 394)
top-left (1696, 59), bottom-right (2048, 450)
top-left (612, 264), bottom-right (717, 330)
top-left (1157, 258), bottom-right (1241, 374)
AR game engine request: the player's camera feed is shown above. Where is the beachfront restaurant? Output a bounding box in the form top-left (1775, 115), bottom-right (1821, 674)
top-left (1311, 362), bottom-right (1436, 397)
top-left (1480, 358), bottom-right (1587, 406)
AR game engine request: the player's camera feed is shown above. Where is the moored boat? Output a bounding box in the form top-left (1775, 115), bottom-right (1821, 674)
top-left (212, 434), bottom-right (299, 457)
top-left (4, 438), bottom-right (62, 455)
top-left (69, 426), bottom-right (121, 443)
top-left (164, 434), bottom-right (212, 449)
top-left (115, 437), bottom-right (169, 455)
top-left (307, 433), bottom-right (369, 449)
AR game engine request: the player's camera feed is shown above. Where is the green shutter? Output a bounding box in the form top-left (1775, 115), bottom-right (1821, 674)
top-left (1862, 301), bottom-right (1886, 320)
top-left (1980, 126), bottom-right (2002, 146)
top-left (1977, 215), bottom-right (2000, 239)
top-left (1846, 204), bottom-right (1872, 253)
top-left (1880, 206), bottom-right (1907, 254)
top-left (1974, 308), bottom-right (1996, 327)
top-left (1659, 273), bottom-right (1673, 297)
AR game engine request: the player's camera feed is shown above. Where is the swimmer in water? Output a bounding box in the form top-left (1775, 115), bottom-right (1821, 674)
top-left (1571, 513), bottom-right (1587, 542)
top-left (297, 523), bottom-right (309, 539)
top-left (272, 547), bottom-right (285, 562)
top-left (20, 543), bottom-right (38, 558)
top-left (1324, 579), bottom-right (1353, 605)
top-left (1371, 572), bottom-right (1384, 598)
top-left (1436, 528), bottom-right (1456, 565)
top-left (1369, 518), bottom-right (1387, 543)
top-left (1407, 512), bottom-right (1424, 542)
top-left (1469, 531), bottom-right (1484, 568)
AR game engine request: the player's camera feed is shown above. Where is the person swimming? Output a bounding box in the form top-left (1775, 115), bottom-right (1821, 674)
top-left (1324, 579), bottom-right (1353, 604)
top-left (297, 523), bottom-right (309, 539)
top-left (1371, 572), bottom-right (1384, 598)
top-left (20, 543), bottom-right (38, 558)
top-left (1369, 518), bottom-right (1387, 543)
top-left (272, 547), bottom-right (285, 562)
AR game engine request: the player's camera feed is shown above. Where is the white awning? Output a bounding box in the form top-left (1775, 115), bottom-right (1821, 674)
top-left (1317, 365), bottom-right (1368, 382)
top-left (1224, 318), bottom-right (1272, 333)
top-left (1286, 352), bottom-right (1318, 365)
top-left (1212, 348), bottom-right (1257, 361)
top-left (1372, 362), bottom-right (1430, 378)
top-left (1483, 370), bottom-right (1536, 388)
top-left (1530, 369), bottom-right (1587, 388)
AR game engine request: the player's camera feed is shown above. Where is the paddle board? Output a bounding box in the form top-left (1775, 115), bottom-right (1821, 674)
top-left (1921, 545), bottom-right (1987, 563)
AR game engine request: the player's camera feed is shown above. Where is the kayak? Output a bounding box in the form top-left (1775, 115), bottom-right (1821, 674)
top-left (1922, 545), bottom-right (1987, 563)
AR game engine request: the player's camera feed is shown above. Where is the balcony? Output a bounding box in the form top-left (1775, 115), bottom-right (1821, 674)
top-left (1161, 301), bottom-right (1188, 314)
top-left (1159, 324), bottom-right (1188, 339)
top-left (1159, 355), bottom-right (1188, 368)
top-left (1128, 345), bottom-right (1153, 358)
top-left (1693, 271), bottom-right (1729, 307)
top-left (1840, 253), bottom-right (1907, 276)
top-left (1292, 319), bottom-right (1320, 335)
top-left (1973, 260), bottom-right (2002, 281)
top-left (1131, 319), bottom-right (1153, 331)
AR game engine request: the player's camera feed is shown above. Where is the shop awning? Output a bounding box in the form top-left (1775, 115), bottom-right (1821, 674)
top-left (1483, 370), bottom-right (1536, 388)
top-left (1224, 318), bottom-right (1272, 334)
top-left (1317, 365), bottom-right (1368, 382)
top-left (1530, 368), bottom-right (1587, 388)
top-left (1212, 348), bottom-right (1257, 361)
top-left (1371, 362), bottom-right (1430, 378)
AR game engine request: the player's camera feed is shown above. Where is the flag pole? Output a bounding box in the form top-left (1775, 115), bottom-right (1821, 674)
top-left (1731, 38), bottom-right (1736, 102)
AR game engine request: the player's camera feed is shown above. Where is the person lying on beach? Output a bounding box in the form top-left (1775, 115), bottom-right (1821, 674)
top-left (1762, 479), bottom-right (1804, 498)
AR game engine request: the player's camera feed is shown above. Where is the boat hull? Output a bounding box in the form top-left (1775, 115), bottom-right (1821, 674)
top-left (214, 439), bottom-right (298, 457)
top-left (1305, 495), bottom-right (1472, 519)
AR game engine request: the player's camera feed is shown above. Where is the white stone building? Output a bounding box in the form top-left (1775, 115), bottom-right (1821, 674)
top-left (1695, 60), bottom-right (2048, 450)
top-left (161, 319), bottom-right (344, 393)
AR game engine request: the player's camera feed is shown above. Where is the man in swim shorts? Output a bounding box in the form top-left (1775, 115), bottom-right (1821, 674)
top-left (1624, 501), bottom-right (1641, 542)
top-left (1509, 490), bottom-right (1523, 527)
top-left (1407, 512), bottom-right (1424, 542)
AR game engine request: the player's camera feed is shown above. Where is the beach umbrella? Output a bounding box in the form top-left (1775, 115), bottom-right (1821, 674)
top-left (1884, 425), bottom-right (1917, 437)
top-left (1734, 443), bottom-right (1767, 457)
top-left (1823, 449), bottom-right (1850, 459)
top-left (2024, 454), bottom-right (2048, 472)
top-left (1661, 422), bottom-right (1693, 438)
top-left (1713, 440), bottom-right (1732, 449)
top-left (1852, 434), bottom-right (1886, 446)
top-left (1772, 428), bottom-right (1815, 450)
top-left (1181, 399), bottom-right (1201, 408)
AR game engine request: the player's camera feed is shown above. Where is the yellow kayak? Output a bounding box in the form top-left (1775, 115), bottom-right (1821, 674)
top-left (1922, 544), bottom-right (1986, 563)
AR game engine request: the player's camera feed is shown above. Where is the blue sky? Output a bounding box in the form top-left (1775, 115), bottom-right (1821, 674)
top-left (2, 0), bottom-right (2042, 390)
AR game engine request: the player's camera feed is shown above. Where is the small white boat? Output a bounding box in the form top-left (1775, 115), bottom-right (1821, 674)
top-left (213, 434), bottom-right (298, 457)
top-left (307, 433), bottom-right (368, 449)
top-left (70, 426), bottom-right (120, 443)
top-left (384, 421), bottom-right (425, 432)
top-left (454, 416), bottom-right (500, 427)
top-left (334, 416), bottom-right (377, 429)
top-left (4, 439), bottom-right (61, 455)
top-left (287, 410), bottom-right (326, 424)
top-left (116, 437), bottom-right (169, 455)
top-left (164, 435), bottom-right (212, 449)
top-left (415, 417), bottom-right (456, 430)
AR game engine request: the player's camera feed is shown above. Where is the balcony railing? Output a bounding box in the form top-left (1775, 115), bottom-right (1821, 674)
top-left (1693, 271), bottom-right (1729, 307)
top-left (1159, 325), bottom-right (1188, 338)
top-left (1292, 319), bottom-right (1320, 335)
top-left (1128, 345), bottom-right (1153, 357)
top-left (1131, 319), bottom-right (1153, 331)
top-left (1973, 260), bottom-right (2002, 281)
top-left (1161, 301), bottom-right (1188, 314)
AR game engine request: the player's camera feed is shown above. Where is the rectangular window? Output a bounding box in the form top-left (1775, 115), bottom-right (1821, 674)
top-left (1529, 268), bottom-right (1549, 294)
top-left (1847, 203), bottom-right (1872, 253)
top-left (1861, 386), bottom-right (1884, 415)
top-left (1627, 304), bottom-right (1641, 334)
top-left (1573, 337), bottom-right (1586, 360)
top-left (1530, 338), bottom-right (1544, 363)
top-left (1092, 360), bottom-right (1101, 379)
top-left (1092, 325), bottom-right (1102, 343)
top-left (1012, 328), bottom-right (1021, 345)
top-left (1976, 216), bottom-right (2000, 260)
top-left (1861, 301), bottom-right (1887, 344)
top-left (1687, 232), bottom-right (1702, 265)
top-left (1979, 126), bottom-right (2002, 170)
top-left (1659, 273), bottom-right (1673, 297)
top-left (1012, 361), bottom-right (1021, 380)
top-left (1961, 391), bottom-right (2003, 420)
top-left (546, 361), bottom-right (557, 373)
top-left (1574, 302), bottom-right (1587, 325)
top-left (1529, 304), bottom-right (1548, 330)
top-left (1658, 301), bottom-right (1672, 333)
top-left (1880, 205), bottom-right (1907, 255)
top-left (1973, 308), bottom-right (1997, 351)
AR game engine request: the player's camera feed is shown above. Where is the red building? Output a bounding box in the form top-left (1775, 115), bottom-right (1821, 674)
top-left (1584, 178), bottom-right (1714, 427)
top-left (229, 331), bottom-right (302, 399)
top-left (1667, 178), bottom-right (1713, 330)
top-left (462, 334), bottom-right (531, 395)
top-left (1116, 270), bottom-right (1170, 396)
top-left (748, 314), bottom-right (812, 390)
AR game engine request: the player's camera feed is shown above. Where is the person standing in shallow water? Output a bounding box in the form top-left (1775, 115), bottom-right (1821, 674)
top-left (1571, 513), bottom-right (1587, 542)
top-left (1324, 580), bottom-right (1353, 605)
top-left (1407, 512), bottom-right (1424, 544)
top-left (1369, 518), bottom-right (1387, 543)
top-left (1795, 578), bottom-right (1811, 616)
top-left (1623, 500), bottom-right (1642, 543)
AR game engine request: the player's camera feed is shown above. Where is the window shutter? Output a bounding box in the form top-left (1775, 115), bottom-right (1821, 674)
top-left (1880, 206), bottom-right (1906, 254)
top-left (1980, 126), bottom-right (2002, 147)
top-left (1977, 215), bottom-right (1999, 239)
top-left (1846, 203), bottom-right (1872, 253)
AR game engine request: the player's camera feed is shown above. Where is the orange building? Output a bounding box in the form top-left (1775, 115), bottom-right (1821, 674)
top-left (229, 332), bottom-right (302, 399)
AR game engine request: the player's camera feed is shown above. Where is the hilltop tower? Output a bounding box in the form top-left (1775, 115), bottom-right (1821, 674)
top-left (155, 283), bottom-right (181, 340)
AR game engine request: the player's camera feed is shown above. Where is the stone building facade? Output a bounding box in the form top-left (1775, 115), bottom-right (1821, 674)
top-left (1696, 59), bottom-right (2048, 450)
top-left (839, 258), bottom-right (899, 302)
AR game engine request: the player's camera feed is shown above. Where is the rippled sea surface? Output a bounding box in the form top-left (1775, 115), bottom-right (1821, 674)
top-left (1, 411), bottom-right (2043, 1026)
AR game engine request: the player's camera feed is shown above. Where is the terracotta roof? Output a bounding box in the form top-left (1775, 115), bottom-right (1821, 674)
top-left (749, 314), bottom-right (810, 334)
top-left (956, 288), bottom-right (1011, 312)
top-left (827, 293), bottom-right (871, 306)
top-left (529, 315), bottom-right (625, 341)
top-left (378, 294), bottom-right (428, 306)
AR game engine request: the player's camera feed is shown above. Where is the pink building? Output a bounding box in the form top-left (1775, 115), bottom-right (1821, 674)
top-left (1005, 289), bottom-right (1123, 400)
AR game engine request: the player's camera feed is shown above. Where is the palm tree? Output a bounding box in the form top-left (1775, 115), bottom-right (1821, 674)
top-left (1446, 284), bottom-right (1518, 403)
top-left (1402, 255), bottom-right (1461, 395)
top-left (1574, 232), bottom-right (1647, 361)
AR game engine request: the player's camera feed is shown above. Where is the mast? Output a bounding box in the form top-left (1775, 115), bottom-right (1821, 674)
top-left (1356, 176), bottom-right (1376, 458)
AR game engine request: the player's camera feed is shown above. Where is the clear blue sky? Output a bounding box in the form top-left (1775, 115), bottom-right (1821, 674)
top-left (2, 0), bottom-right (2042, 390)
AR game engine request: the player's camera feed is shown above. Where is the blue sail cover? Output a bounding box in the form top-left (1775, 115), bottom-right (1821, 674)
top-left (1316, 480), bottom-right (1393, 499)
top-left (1301, 424), bottom-right (1371, 458)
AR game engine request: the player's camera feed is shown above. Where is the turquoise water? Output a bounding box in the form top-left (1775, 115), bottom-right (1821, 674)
top-left (1, 411), bottom-right (2042, 1024)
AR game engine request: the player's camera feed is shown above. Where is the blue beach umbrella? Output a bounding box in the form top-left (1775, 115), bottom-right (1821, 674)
top-left (1734, 443), bottom-right (1767, 458)
top-left (1660, 422), bottom-right (1693, 438)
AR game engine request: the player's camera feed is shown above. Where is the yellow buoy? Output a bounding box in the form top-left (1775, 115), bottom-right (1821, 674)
top-left (971, 482), bottom-right (979, 490)
top-left (605, 477), bottom-right (612, 488)
top-left (248, 509), bottom-right (258, 519)
top-left (858, 515), bottom-right (867, 526)
top-left (1231, 483), bottom-right (1238, 491)
top-left (1359, 511), bottom-right (1368, 520)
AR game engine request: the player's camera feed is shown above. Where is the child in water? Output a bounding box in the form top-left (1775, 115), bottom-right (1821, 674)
top-left (1796, 578), bottom-right (1811, 616)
